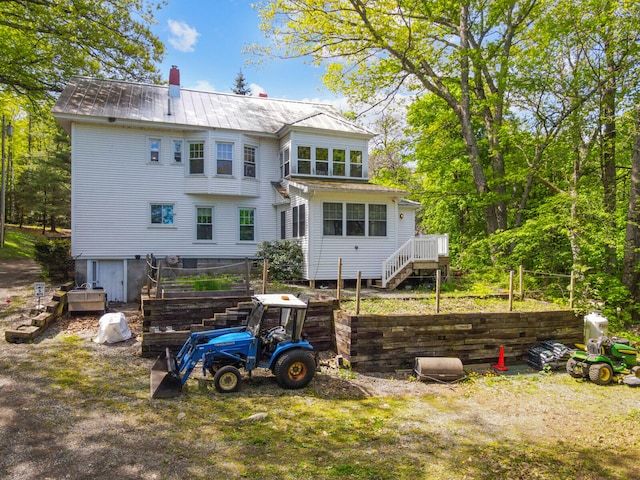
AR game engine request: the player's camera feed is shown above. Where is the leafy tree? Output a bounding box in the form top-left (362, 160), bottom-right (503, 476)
top-left (0, 0), bottom-right (165, 101)
top-left (232, 70), bottom-right (252, 95)
top-left (256, 0), bottom-right (539, 236)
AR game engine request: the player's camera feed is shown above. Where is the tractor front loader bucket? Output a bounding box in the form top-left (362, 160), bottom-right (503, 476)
top-left (150, 347), bottom-right (182, 398)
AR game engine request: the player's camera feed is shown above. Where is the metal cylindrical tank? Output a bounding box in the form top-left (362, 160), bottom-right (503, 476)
top-left (584, 311), bottom-right (608, 344)
top-left (414, 357), bottom-right (465, 382)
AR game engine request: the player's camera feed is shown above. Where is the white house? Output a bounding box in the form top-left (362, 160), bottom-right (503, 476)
top-left (53, 68), bottom-right (447, 302)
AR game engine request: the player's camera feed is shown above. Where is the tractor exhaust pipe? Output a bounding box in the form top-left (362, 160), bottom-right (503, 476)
top-left (150, 348), bottom-right (182, 398)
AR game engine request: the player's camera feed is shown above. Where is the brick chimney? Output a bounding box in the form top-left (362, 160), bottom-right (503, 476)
top-left (169, 66), bottom-right (180, 98)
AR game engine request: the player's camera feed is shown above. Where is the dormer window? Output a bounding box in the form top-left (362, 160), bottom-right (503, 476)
top-left (350, 150), bottom-right (363, 177)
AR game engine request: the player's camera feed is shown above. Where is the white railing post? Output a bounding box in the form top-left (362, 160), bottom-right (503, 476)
top-left (382, 234), bottom-right (448, 288)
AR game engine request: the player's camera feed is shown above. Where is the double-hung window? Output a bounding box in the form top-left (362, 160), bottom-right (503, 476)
top-left (173, 140), bottom-right (183, 163)
top-left (333, 149), bottom-right (346, 176)
top-left (217, 142), bottom-right (233, 175)
top-left (323, 202), bottom-right (343, 236)
top-left (297, 146), bottom-right (311, 174)
top-left (316, 147), bottom-right (329, 175)
top-left (149, 138), bottom-right (161, 162)
top-left (244, 145), bottom-right (256, 178)
top-left (189, 142), bottom-right (204, 174)
top-left (292, 204), bottom-right (306, 237)
top-left (280, 147), bottom-right (290, 177)
top-left (196, 207), bottom-right (213, 240)
top-left (347, 203), bottom-right (365, 236)
top-left (150, 203), bottom-right (174, 225)
top-left (369, 204), bottom-right (387, 236)
top-left (239, 208), bottom-right (255, 241)
top-left (350, 150), bottom-right (363, 178)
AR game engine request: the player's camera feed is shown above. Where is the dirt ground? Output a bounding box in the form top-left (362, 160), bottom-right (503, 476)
top-left (1, 260), bottom-right (640, 479)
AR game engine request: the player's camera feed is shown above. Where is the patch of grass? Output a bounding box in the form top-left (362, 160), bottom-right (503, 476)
top-left (340, 296), bottom-right (564, 315)
top-left (6, 337), bottom-right (640, 480)
top-left (0, 226), bottom-right (39, 260)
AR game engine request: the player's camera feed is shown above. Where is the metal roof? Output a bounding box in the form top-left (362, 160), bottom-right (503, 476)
top-left (53, 76), bottom-right (374, 137)
top-left (287, 178), bottom-right (407, 196)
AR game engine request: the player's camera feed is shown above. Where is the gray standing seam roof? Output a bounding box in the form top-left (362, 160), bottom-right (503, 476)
top-left (53, 77), bottom-right (374, 137)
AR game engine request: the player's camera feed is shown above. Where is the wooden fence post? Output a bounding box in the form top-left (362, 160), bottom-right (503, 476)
top-left (244, 258), bottom-right (251, 296)
top-left (262, 259), bottom-right (268, 294)
top-left (155, 262), bottom-right (163, 299)
top-left (435, 269), bottom-right (441, 314)
top-left (509, 270), bottom-right (514, 312)
top-left (519, 264), bottom-right (524, 300)
top-left (337, 258), bottom-right (342, 306)
top-left (356, 270), bottom-right (361, 315)
top-left (570, 271), bottom-right (575, 309)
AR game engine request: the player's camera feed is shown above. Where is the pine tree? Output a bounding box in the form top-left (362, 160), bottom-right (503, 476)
top-left (232, 70), bottom-right (252, 95)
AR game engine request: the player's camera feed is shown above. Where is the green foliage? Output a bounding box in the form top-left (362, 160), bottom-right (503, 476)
top-left (192, 278), bottom-right (234, 292)
top-left (257, 240), bottom-right (303, 282)
top-left (33, 238), bottom-right (73, 280)
top-left (0, 0), bottom-right (165, 101)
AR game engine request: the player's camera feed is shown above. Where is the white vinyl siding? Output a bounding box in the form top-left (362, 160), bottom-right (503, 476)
top-left (70, 124), bottom-right (278, 260)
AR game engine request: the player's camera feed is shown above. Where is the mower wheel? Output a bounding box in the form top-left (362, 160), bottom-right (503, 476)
top-left (589, 363), bottom-right (613, 385)
top-left (566, 358), bottom-right (583, 378)
top-left (274, 350), bottom-right (315, 389)
top-left (213, 366), bottom-right (241, 393)
top-left (632, 366), bottom-right (640, 378)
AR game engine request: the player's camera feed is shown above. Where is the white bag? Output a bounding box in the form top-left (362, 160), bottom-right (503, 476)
top-left (93, 312), bottom-right (132, 344)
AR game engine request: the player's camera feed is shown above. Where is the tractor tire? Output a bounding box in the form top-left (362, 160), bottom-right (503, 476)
top-left (213, 365), bottom-right (241, 393)
top-left (632, 366), bottom-right (640, 378)
top-left (274, 350), bottom-right (315, 390)
top-left (566, 358), bottom-right (583, 378)
top-left (589, 363), bottom-right (613, 385)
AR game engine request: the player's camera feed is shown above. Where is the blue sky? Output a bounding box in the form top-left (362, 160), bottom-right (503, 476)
top-left (150, 0), bottom-right (338, 103)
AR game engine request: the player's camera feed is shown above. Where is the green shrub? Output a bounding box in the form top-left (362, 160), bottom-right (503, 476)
top-left (256, 240), bottom-right (303, 282)
top-left (34, 238), bottom-right (73, 280)
top-left (192, 278), bottom-right (234, 291)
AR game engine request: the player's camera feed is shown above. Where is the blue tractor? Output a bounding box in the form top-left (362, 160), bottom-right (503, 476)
top-left (150, 293), bottom-right (316, 398)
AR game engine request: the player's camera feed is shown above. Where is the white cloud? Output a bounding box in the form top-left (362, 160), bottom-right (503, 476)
top-left (249, 83), bottom-right (266, 96)
top-left (167, 20), bottom-right (200, 52)
top-left (191, 80), bottom-right (216, 92)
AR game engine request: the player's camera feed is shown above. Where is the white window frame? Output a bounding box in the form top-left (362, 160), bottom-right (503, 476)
top-left (239, 207), bottom-right (256, 242)
top-left (217, 142), bottom-right (234, 176)
top-left (280, 147), bottom-right (290, 178)
top-left (243, 145), bottom-right (257, 178)
top-left (322, 202), bottom-right (387, 237)
top-left (188, 141), bottom-right (205, 175)
top-left (195, 206), bottom-right (214, 241)
top-left (148, 138), bottom-right (161, 163)
top-left (172, 139), bottom-right (183, 163)
top-left (150, 203), bottom-right (175, 226)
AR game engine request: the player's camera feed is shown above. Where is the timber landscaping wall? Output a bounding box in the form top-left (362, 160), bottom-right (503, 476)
top-left (140, 293), bottom-right (338, 357)
top-left (334, 310), bottom-right (582, 373)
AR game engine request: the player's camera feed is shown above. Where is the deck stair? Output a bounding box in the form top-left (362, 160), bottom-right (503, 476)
top-left (380, 234), bottom-right (449, 290)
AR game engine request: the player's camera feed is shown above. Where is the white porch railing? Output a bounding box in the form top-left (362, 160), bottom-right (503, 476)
top-left (381, 234), bottom-right (449, 288)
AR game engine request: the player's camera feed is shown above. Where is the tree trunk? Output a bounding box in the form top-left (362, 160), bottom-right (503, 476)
top-left (602, 33), bottom-right (617, 274)
top-left (458, 3), bottom-right (499, 236)
top-left (622, 102), bottom-right (640, 319)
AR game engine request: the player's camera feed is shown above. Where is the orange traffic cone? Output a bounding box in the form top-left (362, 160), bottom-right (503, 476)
top-left (493, 345), bottom-right (509, 371)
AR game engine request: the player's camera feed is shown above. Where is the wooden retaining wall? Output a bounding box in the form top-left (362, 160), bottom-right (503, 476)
top-left (334, 310), bottom-right (582, 373)
top-left (140, 293), bottom-right (337, 358)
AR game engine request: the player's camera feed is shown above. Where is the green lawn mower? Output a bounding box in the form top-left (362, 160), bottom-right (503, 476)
top-left (566, 336), bottom-right (640, 386)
